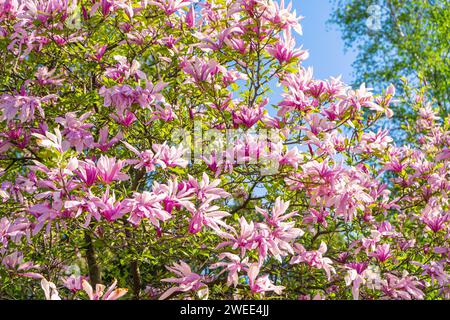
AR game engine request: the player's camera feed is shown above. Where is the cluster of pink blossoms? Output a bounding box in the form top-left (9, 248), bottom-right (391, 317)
top-left (0, 0), bottom-right (448, 300)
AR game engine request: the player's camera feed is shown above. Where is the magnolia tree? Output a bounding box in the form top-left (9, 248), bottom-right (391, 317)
top-left (0, 0), bottom-right (449, 300)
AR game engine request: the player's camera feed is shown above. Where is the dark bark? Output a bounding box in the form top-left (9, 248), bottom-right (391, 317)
top-left (84, 232), bottom-right (101, 285)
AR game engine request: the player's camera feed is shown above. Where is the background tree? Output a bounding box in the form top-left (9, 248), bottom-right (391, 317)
top-left (330, 0), bottom-right (450, 139)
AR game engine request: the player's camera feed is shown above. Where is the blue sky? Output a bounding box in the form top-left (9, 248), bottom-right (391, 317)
top-left (267, 1), bottom-right (357, 110)
top-left (294, 0), bottom-right (357, 83)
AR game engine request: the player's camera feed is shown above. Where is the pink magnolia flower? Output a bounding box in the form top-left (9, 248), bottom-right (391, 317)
top-left (125, 191), bottom-right (168, 226)
top-left (152, 179), bottom-right (195, 213)
top-left (96, 155), bottom-right (129, 184)
top-left (159, 261), bottom-right (207, 300)
top-left (187, 172), bottom-right (229, 202)
top-left (111, 110), bottom-right (136, 127)
top-left (290, 242), bottom-right (335, 280)
top-left (254, 197), bottom-right (304, 260)
top-left (216, 217), bottom-right (258, 257)
top-left (344, 262), bottom-right (371, 299)
top-left (232, 100), bottom-right (266, 128)
top-left (417, 105), bottom-right (440, 130)
top-left (0, 217), bottom-right (28, 249)
top-left (40, 278), bottom-right (61, 300)
top-left (370, 244), bottom-right (392, 263)
top-left (180, 56), bottom-right (220, 84)
top-left (344, 83), bottom-right (379, 112)
top-left (414, 261), bottom-right (449, 286)
top-left (188, 200), bottom-right (230, 234)
top-left (76, 159), bottom-right (98, 186)
top-left (420, 205), bottom-right (449, 233)
top-left (148, 103), bottom-right (177, 122)
top-left (63, 275), bottom-right (85, 293)
top-left (34, 66), bottom-right (64, 86)
top-left (93, 125), bottom-right (123, 152)
top-left (2, 251), bottom-right (34, 271)
top-left (0, 90), bottom-right (57, 123)
top-left (0, 0), bottom-right (21, 19)
top-left (148, 0), bottom-right (192, 15)
top-left (82, 279), bottom-right (128, 300)
top-left (91, 187), bottom-right (127, 221)
top-left (278, 147), bottom-right (301, 169)
top-left (256, 197), bottom-right (296, 229)
top-left (303, 208), bottom-right (329, 228)
top-left (210, 253), bottom-right (249, 287)
top-left (55, 112), bottom-right (94, 153)
top-left (266, 31), bottom-right (308, 64)
top-left (381, 272), bottom-right (425, 300)
top-left (123, 141), bottom-right (163, 172)
top-left (247, 263), bottom-right (285, 295)
top-left (135, 81), bottom-right (168, 108)
top-left (195, 26), bottom-right (244, 51)
top-left (261, 0), bottom-right (303, 35)
top-left (360, 230), bottom-right (382, 254)
top-left (354, 129), bottom-right (393, 154)
top-left (153, 143), bottom-right (188, 168)
top-left (99, 84), bottom-right (137, 114)
top-left (104, 55), bottom-right (147, 82)
top-left (90, 0), bottom-right (135, 18)
top-left (32, 127), bottom-right (69, 153)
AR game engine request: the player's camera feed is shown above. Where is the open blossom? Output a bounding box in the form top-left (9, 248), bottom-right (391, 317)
top-left (414, 261), bottom-right (449, 286)
top-left (188, 173), bottom-right (229, 202)
top-left (148, 0), bottom-right (192, 15)
top-left (210, 253), bottom-right (249, 287)
top-left (254, 197), bottom-right (304, 260)
top-left (290, 242), bottom-right (335, 280)
top-left (420, 205), bottom-right (449, 233)
top-left (82, 279), bottom-right (128, 300)
top-left (40, 278), bottom-right (61, 300)
top-left (180, 56), bottom-right (220, 83)
top-left (160, 261), bottom-right (207, 300)
top-left (63, 275), bottom-right (85, 293)
top-left (153, 143), bottom-right (188, 168)
top-left (123, 142), bottom-right (162, 171)
top-left (104, 55), bottom-right (147, 81)
top-left (247, 263), bottom-right (285, 295)
top-left (303, 208), bottom-right (329, 228)
top-left (0, 91), bottom-right (57, 123)
top-left (0, 217), bottom-right (28, 249)
top-left (370, 244), bottom-right (392, 262)
top-left (32, 127), bottom-right (68, 153)
top-left (152, 179), bottom-right (195, 213)
top-left (345, 262), bottom-right (369, 300)
top-left (96, 155), bottom-right (129, 184)
top-left (34, 66), bottom-right (64, 86)
top-left (266, 31), bottom-right (308, 64)
top-left (123, 141), bottom-right (163, 172)
top-left (381, 272), bottom-right (425, 300)
top-left (90, 187), bottom-right (127, 221)
top-left (256, 197), bottom-right (296, 229)
top-left (188, 200), bottom-right (230, 234)
top-left (354, 129), bottom-right (393, 154)
top-left (261, 0), bottom-right (303, 35)
top-left (90, 0), bottom-right (135, 18)
top-left (125, 191), bottom-right (168, 226)
top-left (76, 160), bottom-right (98, 186)
top-left (2, 251), bottom-right (34, 271)
top-left (232, 100), bottom-right (266, 128)
top-left (93, 126), bottom-right (123, 152)
top-left (55, 112), bottom-right (94, 153)
top-left (216, 217), bottom-right (259, 257)
top-left (195, 26), bottom-right (244, 51)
